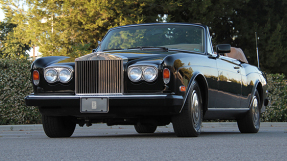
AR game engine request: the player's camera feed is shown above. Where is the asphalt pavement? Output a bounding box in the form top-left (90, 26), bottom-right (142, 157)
top-left (0, 122), bottom-right (286, 161)
top-left (0, 122), bottom-right (286, 132)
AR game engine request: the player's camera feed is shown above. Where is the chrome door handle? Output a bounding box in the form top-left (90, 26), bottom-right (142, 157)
top-left (234, 66), bottom-right (240, 69)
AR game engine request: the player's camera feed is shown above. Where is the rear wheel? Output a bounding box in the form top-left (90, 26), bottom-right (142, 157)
top-left (237, 90), bottom-right (261, 133)
top-left (42, 115), bottom-right (76, 138)
top-left (134, 124), bottom-right (157, 133)
top-left (172, 80), bottom-right (203, 137)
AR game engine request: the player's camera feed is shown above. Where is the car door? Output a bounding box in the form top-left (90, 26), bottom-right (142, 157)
top-left (216, 56), bottom-right (242, 108)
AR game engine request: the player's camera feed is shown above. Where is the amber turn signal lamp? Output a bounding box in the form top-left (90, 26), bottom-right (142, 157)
top-left (163, 68), bottom-right (170, 84)
top-left (33, 70), bottom-right (40, 85)
top-left (179, 85), bottom-right (186, 92)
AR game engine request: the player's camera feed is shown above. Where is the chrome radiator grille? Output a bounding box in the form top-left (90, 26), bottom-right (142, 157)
top-left (75, 60), bottom-right (123, 95)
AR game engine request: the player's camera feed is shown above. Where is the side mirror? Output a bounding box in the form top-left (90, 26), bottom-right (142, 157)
top-left (216, 44), bottom-right (231, 57)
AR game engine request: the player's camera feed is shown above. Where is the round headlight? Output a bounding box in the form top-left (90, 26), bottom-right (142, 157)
top-left (143, 67), bottom-right (157, 82)
top-left (59, 69), bottom-right (72, 83)
top-left (44, 69), bottom-right (58, 83)
top-left (128, 67), bottom-right (142, 82)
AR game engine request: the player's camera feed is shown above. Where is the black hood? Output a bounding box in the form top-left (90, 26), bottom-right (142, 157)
top-left (104, 50), bottom-right (177, 65)
top-left (34, 50), bottom-right (181, 68)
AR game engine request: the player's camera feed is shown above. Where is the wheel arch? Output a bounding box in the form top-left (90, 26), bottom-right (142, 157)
top-left (250, 80), bottom-right (263, 110)
top-left (180, 72), bottom-right (208, 115)
top-left (255, 81), bottom-right (263, 108)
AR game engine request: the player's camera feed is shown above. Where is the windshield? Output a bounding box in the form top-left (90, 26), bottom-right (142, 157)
top-left (100, 24), bottom-right (205, 53)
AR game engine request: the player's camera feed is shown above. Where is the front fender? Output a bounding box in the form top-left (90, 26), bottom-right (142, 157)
top-left (179, 72), bottom-right (208, 114)
top-left (30, 56), bottom-right (75, 94)
top-left (32, 56), bottom-right (70, 69)
top-left (251, 79), bottom-right (266, 112)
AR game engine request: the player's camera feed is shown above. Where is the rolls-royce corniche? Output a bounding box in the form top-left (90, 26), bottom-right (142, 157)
top-left (25, 23), bottom-right (268, 137)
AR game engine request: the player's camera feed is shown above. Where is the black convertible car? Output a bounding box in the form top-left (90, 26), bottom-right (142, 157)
top-left (25, 23), bottom-right (268, 137)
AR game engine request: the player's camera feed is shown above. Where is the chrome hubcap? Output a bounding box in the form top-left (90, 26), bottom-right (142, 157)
top-left (251, 96), bottom-right (259, 129)
top-left (191, 90), bottom-right (200, 132)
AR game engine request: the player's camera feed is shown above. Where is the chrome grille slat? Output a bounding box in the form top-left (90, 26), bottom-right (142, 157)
top-left (75, 60), bottom-right (123, 95)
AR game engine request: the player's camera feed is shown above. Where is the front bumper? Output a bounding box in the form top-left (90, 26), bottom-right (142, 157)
top-left (25, 94), bottom-right (183, 117)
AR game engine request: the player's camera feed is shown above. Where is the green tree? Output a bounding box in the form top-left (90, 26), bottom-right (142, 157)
top-left (0, 7), bottom-right (30, 59)
top-left (2, 0), bottom-right (287, 76)
top-left (226, 0), bottom-right (287, 75)
top-left (1, 0), bottom-right (154, 58)
top-left (166, 0), bottom-right (287, 76)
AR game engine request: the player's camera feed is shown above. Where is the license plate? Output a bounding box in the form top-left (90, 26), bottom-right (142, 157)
top-left (80, 97), bottom-right (109, 113)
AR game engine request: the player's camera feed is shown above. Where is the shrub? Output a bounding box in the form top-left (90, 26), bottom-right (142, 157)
top-left (262, 73), bottom-right (287, 122)
top-left (0, 59), bottom-right (41, 125)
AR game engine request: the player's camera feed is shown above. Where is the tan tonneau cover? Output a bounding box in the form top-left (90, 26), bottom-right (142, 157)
top-left (226, 47), bottom-right (248, 64)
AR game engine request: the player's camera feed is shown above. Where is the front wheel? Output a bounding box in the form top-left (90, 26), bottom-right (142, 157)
top-left (42, 115), bottom-right (76, 138)
top-left (237, 90), bottom-right (261, 133)
top-left (172, 80), bottom-right (203, 137)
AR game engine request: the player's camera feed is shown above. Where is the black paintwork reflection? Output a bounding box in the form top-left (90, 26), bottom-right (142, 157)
top-left (241, 63), bottom-right (265, 108)
top-left (216, 56), bottom-right (242, 108)
top-left (32, 56), bottom-right (69, 69)
top-left (31, 56), bottom-right (75, 93)
top-left (170, 54), bottom-right (218, 108)
top-left (30, 49), bottom-right (267, 112)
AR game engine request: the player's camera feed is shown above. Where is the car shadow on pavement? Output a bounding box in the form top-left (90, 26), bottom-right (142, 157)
top-left (70, 131), bottom-right (242, 139)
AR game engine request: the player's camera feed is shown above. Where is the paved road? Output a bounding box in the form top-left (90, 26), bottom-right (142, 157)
top-left (0, 122), bottom-right (286, 161)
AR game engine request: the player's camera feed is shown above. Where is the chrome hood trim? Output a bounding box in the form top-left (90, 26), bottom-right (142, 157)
top-left (75, 52), bottom-right (126, 61)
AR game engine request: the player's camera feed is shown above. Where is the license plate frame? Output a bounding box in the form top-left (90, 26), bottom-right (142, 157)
top-left (80, 97), bottom-right (109, 113)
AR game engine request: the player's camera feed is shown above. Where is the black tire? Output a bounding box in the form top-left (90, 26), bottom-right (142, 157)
top-left (134, 124), bottom-right (157, 133)
top-left (237, 90), bottom-right (261, 133)
top-left (42, 115), bottom-right (76, 138)
top-left (172, 80), bottom-right (203, 137)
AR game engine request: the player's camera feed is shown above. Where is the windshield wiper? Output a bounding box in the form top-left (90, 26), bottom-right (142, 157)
top-left (168, 48), bottom-right (198, 53)
top-left (128, 46), bottom-right (168, 52)
top-left (102, 48), bottom-right (123, 51)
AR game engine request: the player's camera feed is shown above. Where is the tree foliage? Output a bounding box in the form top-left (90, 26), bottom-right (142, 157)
top-left (231, 0), bottom-right (287, 75)
top-left (0, 0), bottom-right (287, 75)
top-left (0, 6), bottom-right (30, 59)
top-left (148, 0), bottom-right (287, 76)
top-left (1, 0), bottom-right (153, 57)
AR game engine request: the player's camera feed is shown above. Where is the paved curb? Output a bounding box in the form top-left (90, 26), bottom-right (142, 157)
top-left (0, 122), bottom-right (286, 131)
top-left (0, 124), bottom-right (44, 131)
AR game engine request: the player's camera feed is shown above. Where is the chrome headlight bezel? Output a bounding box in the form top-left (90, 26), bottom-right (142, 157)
top-left (44, 66), bottom-right (73, 84)
top-left (128, 66), bottom-right (142, 82)
top-left (44, 68), bottom-right (58, 83)
top-left (128, 65), bottom-right (158, 82)
top-left (143, 66), bottom-right (158, 82)
top-left (59, 68), bottom-right (73, 83)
